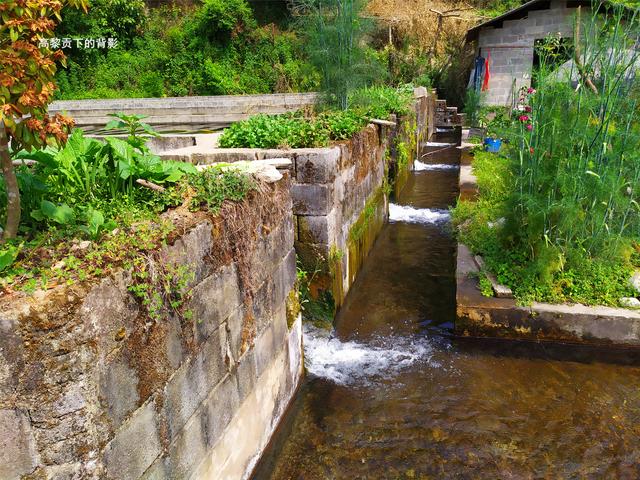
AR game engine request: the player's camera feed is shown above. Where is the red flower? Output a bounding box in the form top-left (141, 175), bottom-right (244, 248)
top-left (527, 87), bottom-right (536, 94)
top-left (524, 106), bottom-right (532, 113)
top-left (529, 147), bottom-right (534, 154)
top-left (526, 123), bottom-right (533, 131)
top-left (519, 115), bottom-right (529, 122)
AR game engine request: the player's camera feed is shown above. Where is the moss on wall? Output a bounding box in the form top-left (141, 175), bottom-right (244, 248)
top-left (346, 186), bottom-right (387, 292)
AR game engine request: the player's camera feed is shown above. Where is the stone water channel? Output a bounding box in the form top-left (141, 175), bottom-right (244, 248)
top-left (252, 130), bottom-right (640, 479)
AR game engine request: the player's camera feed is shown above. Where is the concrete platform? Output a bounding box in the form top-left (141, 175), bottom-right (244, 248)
top-left (456, 243), bottom-right (640, 347)
top-left (455, 147), bottom-right (640, 347)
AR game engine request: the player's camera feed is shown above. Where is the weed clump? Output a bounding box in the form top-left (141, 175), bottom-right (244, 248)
top-left (219, 86), bottom-right (413, 149)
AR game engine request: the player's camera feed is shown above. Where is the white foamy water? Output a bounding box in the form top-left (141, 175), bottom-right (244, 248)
top-left (414, 160), bottom-right (460, 171)
top-left (303, 324), bottom-right (434, 385)
top-left (425, 141), bottom-right (456, 147)
top-left (389, 203), bottom-right (450, 224)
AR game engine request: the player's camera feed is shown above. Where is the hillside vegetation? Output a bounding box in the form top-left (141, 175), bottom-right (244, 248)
top-left (53, 0), bottom-right (522, 101)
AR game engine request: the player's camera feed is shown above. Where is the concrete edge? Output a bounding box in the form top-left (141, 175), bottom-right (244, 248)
top-left (456, 242), bottom-right (640, 347)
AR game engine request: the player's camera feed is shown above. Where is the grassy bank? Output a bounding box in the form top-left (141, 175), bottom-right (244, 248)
top-left (454, 5), bottom-right (640, 307)
top-left (0, 117), bottom-right (255, 294)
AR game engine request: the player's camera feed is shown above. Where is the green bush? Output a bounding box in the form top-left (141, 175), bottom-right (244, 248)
top-left (218, 86), bottom-right (413, 148)
top-left (349, 85), bottom-right (414, 119)
top-left (55, 4), bottom-right (320, 99)
top-left (193, 0), bottom-right (256, 44)
top-left (218, 113), bottom-right (331, 149)
top-left (58, 0), bottom-right (147, 47)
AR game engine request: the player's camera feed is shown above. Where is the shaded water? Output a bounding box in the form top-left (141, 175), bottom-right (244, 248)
top-left (253, 133), bottom-right (640, 479)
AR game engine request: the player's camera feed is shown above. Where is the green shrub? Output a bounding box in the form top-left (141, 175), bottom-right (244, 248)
top-left (349, 86), bottom-right (414, 119)
top-left (58, 0), bottom-right (147, 47)
top-left (55, 4), bottom-right (320, 100)
top-left (218, 86), bottom-right (413, 148)
top-left (193, 0), bottom-right (256, 44)
top-left (218, 113), bottom-right (331, 149)
top-left (318, 110), bottom-right (367, 140)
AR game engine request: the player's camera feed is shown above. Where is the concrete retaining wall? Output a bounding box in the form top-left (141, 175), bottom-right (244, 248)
top-left (158, 90), bottom-right (432, 311)
top-left (0, 177), bottom-right (303, 479)
top-left (456, 244), bottom-right (640, 346)
top-left (50, 93), bottom-right (319, 132)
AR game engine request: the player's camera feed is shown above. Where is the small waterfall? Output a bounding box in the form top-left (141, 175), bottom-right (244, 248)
top-left (303, 324), bottom-right (435, 385)
top-left (389, 203), bottom-right (450, 224)
top-left (415, 160), bottom-right (460, 171)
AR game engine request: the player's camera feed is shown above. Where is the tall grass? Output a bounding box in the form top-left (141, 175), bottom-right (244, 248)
top-left (506, 2), bottom-right (640, 270)
top-left (293, 0), bottom-right (383, 109)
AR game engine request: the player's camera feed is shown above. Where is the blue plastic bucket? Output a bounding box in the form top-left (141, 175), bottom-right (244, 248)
top-left (484, 138), bottom-right (502, 153)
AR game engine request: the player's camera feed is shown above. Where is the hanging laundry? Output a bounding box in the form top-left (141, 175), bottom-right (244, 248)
top-left (482, 50), bottom-right (491, 91)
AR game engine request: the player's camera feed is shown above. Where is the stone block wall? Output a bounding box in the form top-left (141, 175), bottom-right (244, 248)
top-left (0, 177), bottom-right (303, 480)
top-left (292, 123), bottom-right (389, 309)
top-left (157, 91), bottom-right (432, 312)
top-left (475, 0), bottom-right (578, 105)
top-left (387, 89), bottom-right (430, 199)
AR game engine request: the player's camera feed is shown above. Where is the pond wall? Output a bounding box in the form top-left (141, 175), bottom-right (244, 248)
top-left (0, 176), bottom-right (303, 480)
top-left (49, 93), bottom-right (319, 132)
top-left (160, 89), bottom-right (433, 311)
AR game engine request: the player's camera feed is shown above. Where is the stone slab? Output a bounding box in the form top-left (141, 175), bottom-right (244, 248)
top-left (103, 399), bottom-right (162, 480)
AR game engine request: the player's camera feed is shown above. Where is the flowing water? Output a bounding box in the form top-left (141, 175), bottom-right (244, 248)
top-left (252, 132), bottom-right (640, 480)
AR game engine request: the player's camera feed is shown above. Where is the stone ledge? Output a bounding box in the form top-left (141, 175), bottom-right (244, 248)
top-left (456, 243), bottom-right (640, 346)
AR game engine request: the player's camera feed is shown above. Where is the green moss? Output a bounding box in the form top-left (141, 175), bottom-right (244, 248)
top-left (285, 287), bottom-right (301, 328)
top-left (346, 186), bottom-right (387, 292)
top-left (349, 187), bottom-right (385, 243)
top-left (296, 253), bottom-right (337, 327)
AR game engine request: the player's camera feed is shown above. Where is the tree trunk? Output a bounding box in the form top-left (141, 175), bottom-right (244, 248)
top-left (0, 119), bottom-right (20, 241)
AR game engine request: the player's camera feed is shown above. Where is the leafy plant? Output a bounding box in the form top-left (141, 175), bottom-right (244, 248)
top-left (189, 168), bottom-right (255, 213)
top-left (31, 200), bottom-right (76, 226)
top-left (0, 243), bottom-right (21, 273)
top-left (105, 113), bottom-right (159, 151)
top-left (219, 86), bottom-right (412, 148)
top-left (1, 0), bottom-right (89, 240)
top-left (79, 208), bottom-right (116, 240)
top-left (318, 110), bottom-right (367, 140)
top-left (349, 85), bottom-right (414, 118)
